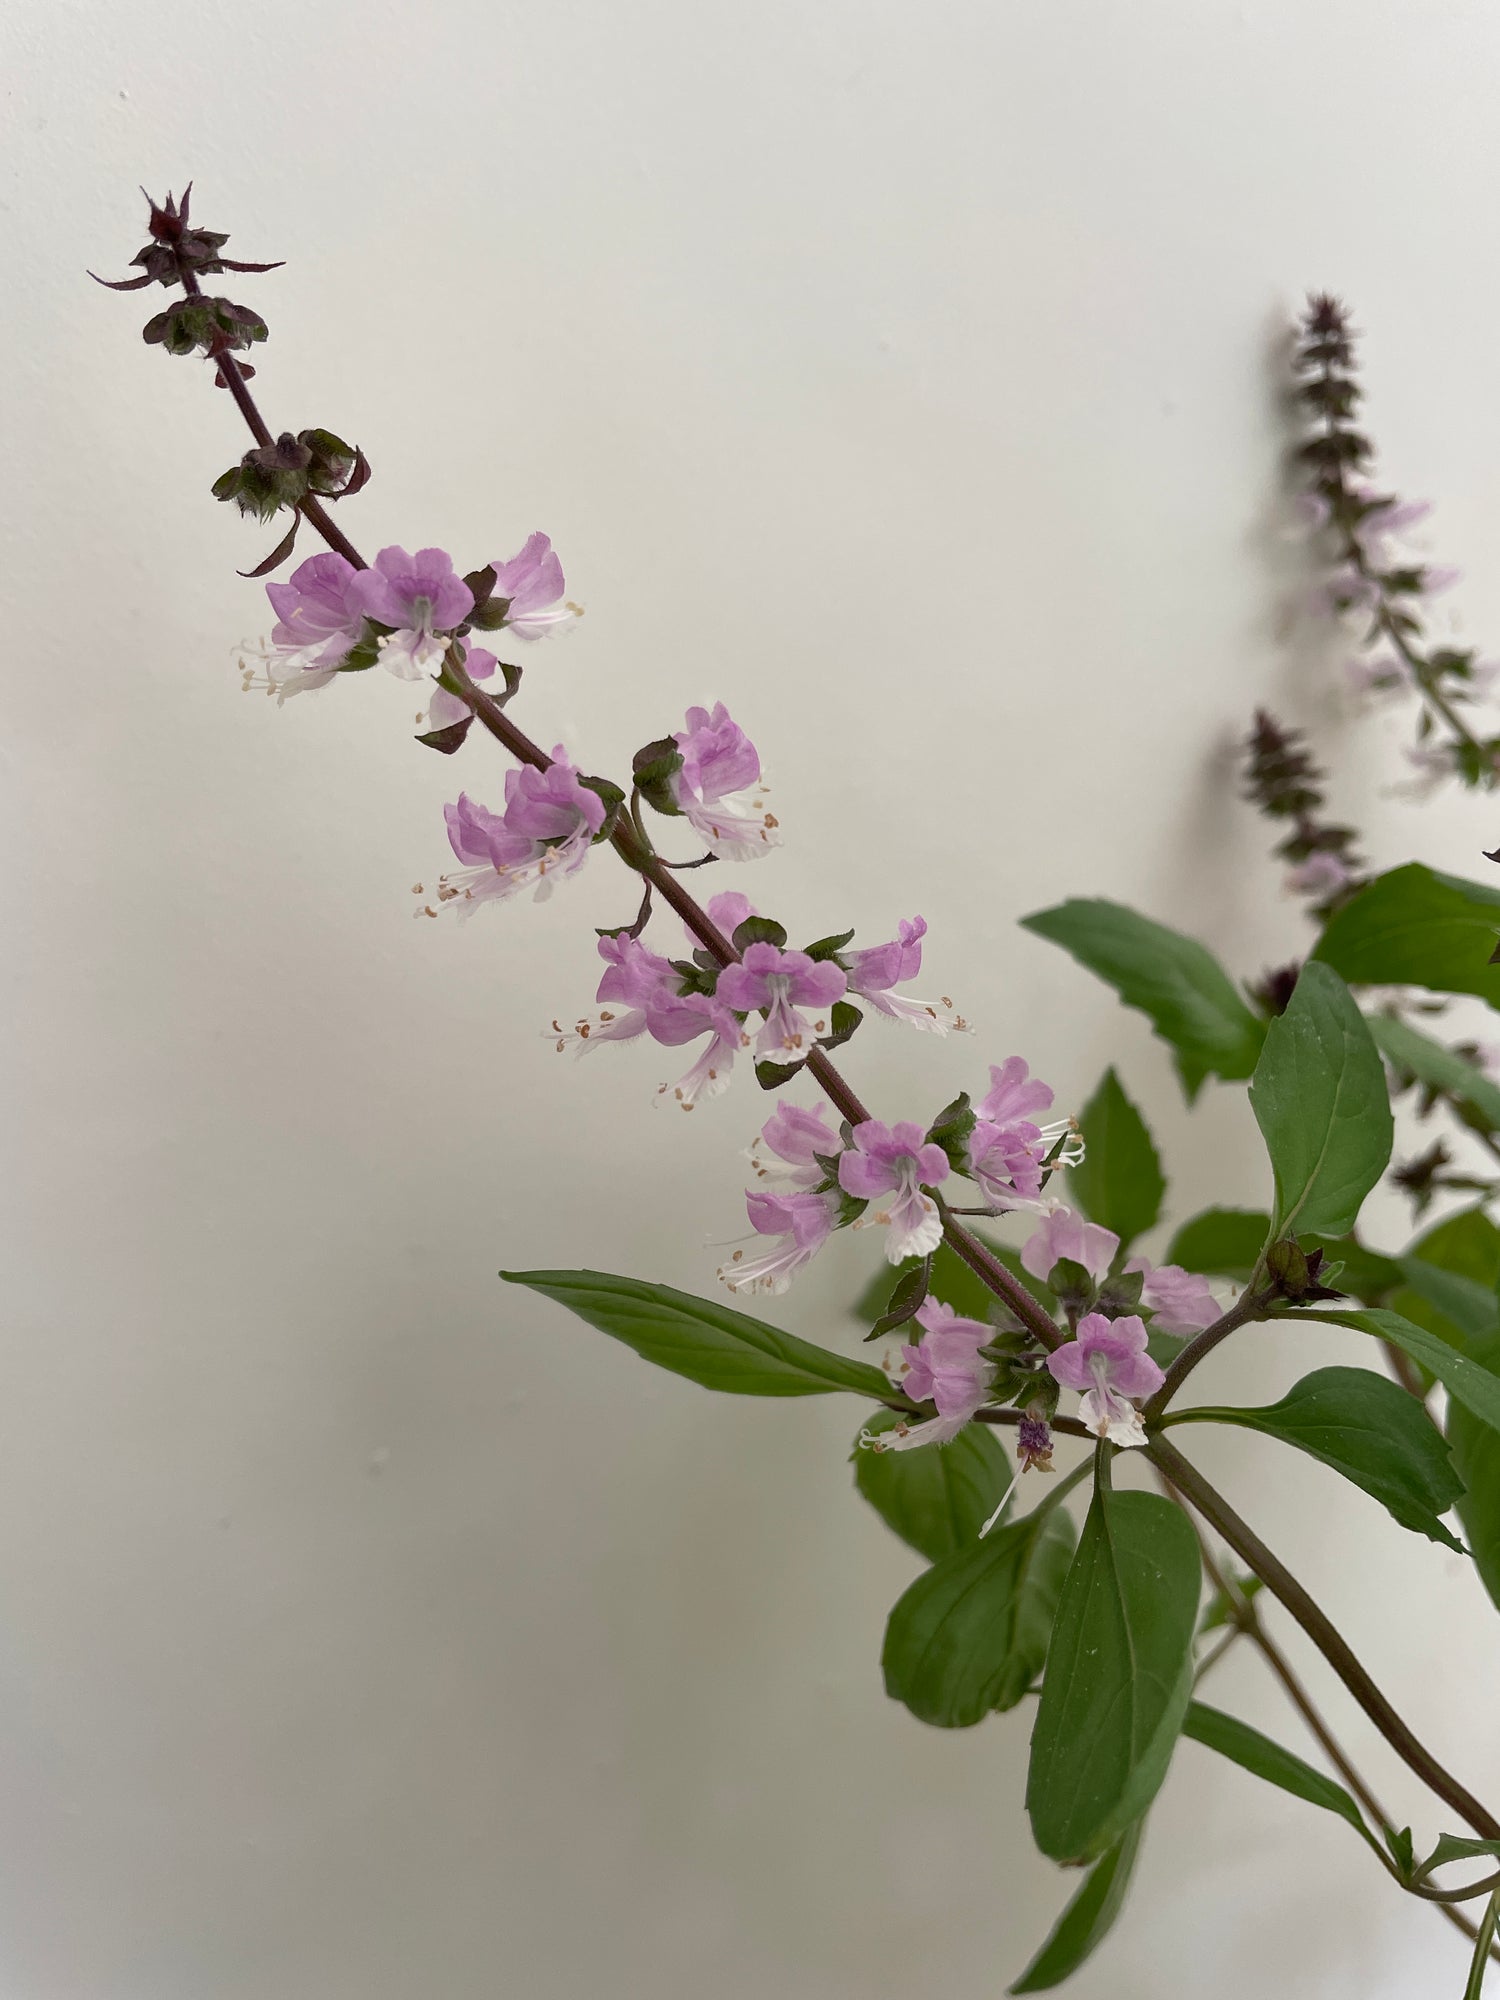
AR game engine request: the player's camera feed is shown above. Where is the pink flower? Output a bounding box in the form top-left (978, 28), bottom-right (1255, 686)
top-left (648, 991), bottom-right (751, 1110)
top-left (1126, 1259), bottom-right (1220, 1336)
top-left (839, 1120), bottom-right (950, 1262)
top-left (489, 532), bottom-right (578, 640)
top-left (1343, 653), bottom-right (1410, 699)
top-left (979, 1058), bottom-right (1055, 1128)
top-left (965, 1058), bottom-right (1060, 1208)
top-left (717, 943), bottom-right (847, 1061)
top-left (552, 933), bottom-right (682, 1054)
top-left (430, 751), bottom-right (605, 914)
top-left (1047, 1312), bottom-right (1163, 1448)
top-left (720, 1188), bottom-right (838, 1295)
top-left (968, 1120), bottom-right (1049, 1208)
top-left (843, 917), bottom-right (969, 1035)
top-left (749, 1101), bottom-right (838, 1188)
top-left (684, 890), bottom-right (757, 944)
top-left (875, 1301), bottom-right (995, 1451)
top-left (1316, 562), bottom-right (1380, 616)
top-left (422, 637), bottom-right (497, 731)
top-left (1286, 851), bottom-right (1355, 900)
top-left (1021, 1208), bottom-right (1119, 1285)
top-left (348, 545), bottom-right (474, 680)
top-left (242, 552), bottom-right (368, 701)
top-left (670, 703), bottom-right (778, 860)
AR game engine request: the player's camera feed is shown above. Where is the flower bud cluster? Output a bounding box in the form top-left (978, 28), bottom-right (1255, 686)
top-left (1241, 709), bottom-right (1364, 917)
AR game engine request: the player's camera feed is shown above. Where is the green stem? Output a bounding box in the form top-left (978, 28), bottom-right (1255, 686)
top-left (1149, 1433), bottom-right (1500, 1840)
top-left (1143, 1287), bottom-right (1275, 1419)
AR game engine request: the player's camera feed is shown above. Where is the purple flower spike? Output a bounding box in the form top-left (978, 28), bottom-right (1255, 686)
top-left (1047, 1312), bottom-right (1164, 1448)
top-left (717, 943), bottom-right (847, 1061)
top-left (349, 545), bottom-right (474, 680)
top-left (839, 1120), bottom-right (950, 1263)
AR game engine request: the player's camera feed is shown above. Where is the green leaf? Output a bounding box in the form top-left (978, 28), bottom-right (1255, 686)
top-left (503, 1270), bottom-right (895, 1399)
top-left (883, 1507), bottom-right (1077, 1728)
top-left (1020, 899), bottom-right (1265, 1097)
top-left (1313, 864), bottom-right (1500, 1004)
top-left (1397, 1260), bottom-right (1500, 1348)
top-left (1068, 1069), bottom-right (1165, 1247)
top-left (1181, 1701), bottom-right (1381, 1856)
top-left (1465, 1891), bottom-right (1500, 2000)
top-left (1298, 1307), bottom-right (1500, 1432)
top-left (1166, 1208), bottom-right (1272, 1282)
top-left (1170, 1366), bottom-right (1465, 1551)
top-left (1007, 1821), bottom-right (1145, 1994)
top-left (1419, 1833), bottom-right (1500, 1880)
top-left (854, 1411), bottom-right (1013, 1561)
top-left (1248, 962), bottom-right (1393, 1238)
top-left (1411, 1207), bottom-right (1500, 1290)
top-left (1026, 1481), bottom-right (1201, 1862)
top-left (1450, 1382), bottom-right (1500, 1616)
top-left (1367, 1013), bottom-right (1500, 1133)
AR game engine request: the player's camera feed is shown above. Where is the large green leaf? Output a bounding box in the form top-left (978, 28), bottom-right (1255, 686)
top-left (1020, 899), bottom-right (1265, 1097)
top-left (1182, 1701), bottom-right (1381, 1856)
top-left (1313, 864), bottom-right (1500, 1003)
top-left (855, 1410), bottom-right (1012, 1562)
top-left (1248, 962), bottom-right (1392, 1238)
top-left (1008, 1821), bottom-right (1145, 1994)
top-left (1397, 1260), bottom-right (1500, 1349)
top-left (1026, 1482), bottom-right (1201, 1862)
top-left (504, 1270), bottom-right (894, 1399)
top-left (883, 1507), bottom-right (1076, 1728)
top-left (1299, 1307), bottom-right (1500, 1432)
top-left (1411, 1207), bottom-right (1500, 1289)
top-left (1165, 1207), bottom-right (1270, 1282)
top-left (1450, 1384), bottom-right (1500, 1616)
top-left (1170, 1366), bottom-right (1464, 1550)
top-left (1368, 1012), bottom-right (1500, 1133)
top-left (1068, 1068), bottom-right (1165, 1246)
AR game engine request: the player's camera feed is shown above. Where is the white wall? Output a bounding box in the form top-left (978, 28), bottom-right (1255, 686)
top-left (6, 2), bottom-right (1500, 1994)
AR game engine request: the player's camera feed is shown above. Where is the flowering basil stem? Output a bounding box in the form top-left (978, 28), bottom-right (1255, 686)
top-left (102, 194), bottom-right (1500, 1985)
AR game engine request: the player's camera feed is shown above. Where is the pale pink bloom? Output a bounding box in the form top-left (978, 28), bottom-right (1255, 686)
top-left (552, 933), bottom-right (681, 1055)
top-left (669, 703), bottom-right (778, 860)
top-left (1417, 564), bottom-right (1462, 596)
top-left (489, 532), bottom-right (578, 640)
top-left (839, 1121), bottom-right (950, 1262)
top-left (717, 943), bottom-right (847, 1061)
top-left (1286, 851), bottom-right (1355, 900)
top-left (1126, 1259), bottom-right (1220, 1335)
top-left (1343, 653), bottom-right (1410, 699)
top-left (348, 545), bottom-right (474, 680)
top-left (1048, 1312), bottom-right (1163, 1448)
top-left (1021, 1208), bottom-right (1119, 1286)
top-left (719, 1189), bottom-right (838, 1295)
top-left (1472, 1043), bottom-right (1500, 1084)
top-left (978, 1058), bottom-right (1055, 1127)
top-left (748, 1102), bottom-right (839, 1188)
top-left (1316, 562), bottom-right (1379, 616)
top-left (421, 638), bottom-right (497, 731)
top-left (872, 1301), bottom-right (995, 1452)
top-left (691, 891), bottom-right (758, 942)
top-left (967, 1120), bottom-right (1049, 1209)
top-left (843, 917), bottom-right (969, 1035)
top-left (649, 992), bottom-right (751, 1109)
top-left (242, 551), bottom-right (368, 700)
top-left (431, 753), bottom-right (605, 914)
